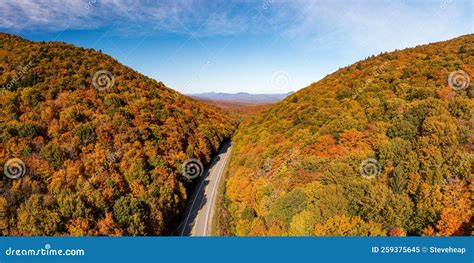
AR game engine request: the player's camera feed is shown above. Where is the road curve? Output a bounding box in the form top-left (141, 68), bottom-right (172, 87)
top-left (178, 142), bottom-right (232, 236)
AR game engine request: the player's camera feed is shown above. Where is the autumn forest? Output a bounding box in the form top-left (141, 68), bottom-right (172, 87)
top-left (0, 32), bottom-right (472, 237)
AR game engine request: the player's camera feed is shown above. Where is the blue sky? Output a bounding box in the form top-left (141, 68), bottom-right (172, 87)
top-left (0, 0), bottom-right (472, 94)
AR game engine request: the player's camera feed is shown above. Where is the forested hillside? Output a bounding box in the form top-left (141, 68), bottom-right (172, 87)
top-left (0, 33), bottom-right (236, 235)
top-left (222, 35), bottom-right (473, 236)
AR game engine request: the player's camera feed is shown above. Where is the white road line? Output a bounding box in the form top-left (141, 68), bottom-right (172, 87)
top-left (180, 167), bottom-right (209, 236)
top-left (180, 143), bottom-right (231, 236)
top-left (202, 147), bottom-right (230, 235)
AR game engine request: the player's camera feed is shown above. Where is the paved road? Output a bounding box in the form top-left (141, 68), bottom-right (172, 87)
top-left (178, 142), bottom-right (232, 236)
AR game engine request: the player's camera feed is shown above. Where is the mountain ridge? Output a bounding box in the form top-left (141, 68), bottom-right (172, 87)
top-left (0, 32), bottom-right (236, 236)
top-left (220, 34), bottom-right (473, 236)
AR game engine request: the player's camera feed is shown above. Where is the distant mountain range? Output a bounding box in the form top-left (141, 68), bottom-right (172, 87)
top-left (189, 92), bottom-right (293, 104)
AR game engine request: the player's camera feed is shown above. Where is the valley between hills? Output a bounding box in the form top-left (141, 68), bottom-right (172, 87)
top-left (0, 33), bottom-right (472, 237)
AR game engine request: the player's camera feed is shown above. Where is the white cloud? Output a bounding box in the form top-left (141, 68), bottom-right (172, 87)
top-left (0, 0), bottom-right (95, 31)
top-left (0, 0), bottom-right (260, 36)
top-left (0, 0), bottom-right (471, 48)
top-left (281, 0), bottom-right (473, 52)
